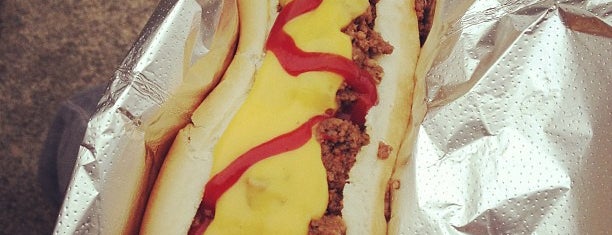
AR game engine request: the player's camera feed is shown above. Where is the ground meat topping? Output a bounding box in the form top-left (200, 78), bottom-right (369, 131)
top-left (309, 118), bottom-right (369, 234)
top-left (377, 142), bottom-right (392, 160)
top-left (335, 0), bottom-right (393, 122)
top-left (309, 215), bottom-right (346, 235)
top-left (316, 118), bottom-right (370, 207)
top-left (334, 84), bottom-right (358, 121)
top-left (342, 0), bottom-right (393, 84)
top-left (415, 0), bottom-right (436, 45)
top-left (309, 1), bottom-right (392, 234)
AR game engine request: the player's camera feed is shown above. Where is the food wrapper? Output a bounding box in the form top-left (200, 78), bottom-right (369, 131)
top-left (54, 0), bottom-right (611, 234)
top-left (390, 0), bottom-right (611, 234)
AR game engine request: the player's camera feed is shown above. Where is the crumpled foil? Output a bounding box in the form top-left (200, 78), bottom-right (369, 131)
top-left (53, 0), bottom-right (224, 234)
top-left (390, 0), bottom-right (611, 234)
top-left (54, 0), bottom-right (611, 234)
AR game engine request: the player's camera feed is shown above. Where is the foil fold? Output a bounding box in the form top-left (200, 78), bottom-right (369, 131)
top-left (391, 0), bottom-right (611, 234)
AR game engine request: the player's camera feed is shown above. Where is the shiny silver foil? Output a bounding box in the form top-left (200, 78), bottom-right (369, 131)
top-left (54, 0), bottom-right (611, 234)
top-left (390, 0), bottom-right (611, 234)
top-left (53, 0), bottom-right (224, 234)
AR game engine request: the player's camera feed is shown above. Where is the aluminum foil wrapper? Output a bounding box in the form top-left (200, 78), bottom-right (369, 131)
top-left (391, 0), bottom-right (611, 234)
top-left (54, 0), bottom-right (227, 234)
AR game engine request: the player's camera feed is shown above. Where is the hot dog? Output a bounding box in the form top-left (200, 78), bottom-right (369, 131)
top-left (140, 0), bottom-right (421, 234)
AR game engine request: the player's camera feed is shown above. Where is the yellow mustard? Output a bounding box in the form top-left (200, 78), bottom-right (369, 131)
top-left (205, 0), bottom-right (368, 234)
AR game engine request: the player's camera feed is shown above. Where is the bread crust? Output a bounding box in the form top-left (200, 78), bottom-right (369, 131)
top-left (141, 0), bottom-right (420, 234)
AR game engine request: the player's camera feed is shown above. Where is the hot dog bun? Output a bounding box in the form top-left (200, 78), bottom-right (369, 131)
top-left (140, 0), bottom-right (273, 233)
top-left (342, 0), bottom-right (420, 233)
top-left (388, 0), bottom-right (436, 233)
top-left (141, 0), bottom-right (420, 234)
top-left (98, 1), bottom-right (239, 234)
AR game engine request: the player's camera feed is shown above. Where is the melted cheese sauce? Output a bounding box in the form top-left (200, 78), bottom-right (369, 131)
top-left (205, 0), bottom-right (368, 234)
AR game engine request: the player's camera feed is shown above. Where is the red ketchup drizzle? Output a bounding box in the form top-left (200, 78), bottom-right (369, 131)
top-left (189, 0), bottom-right (378, 234)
